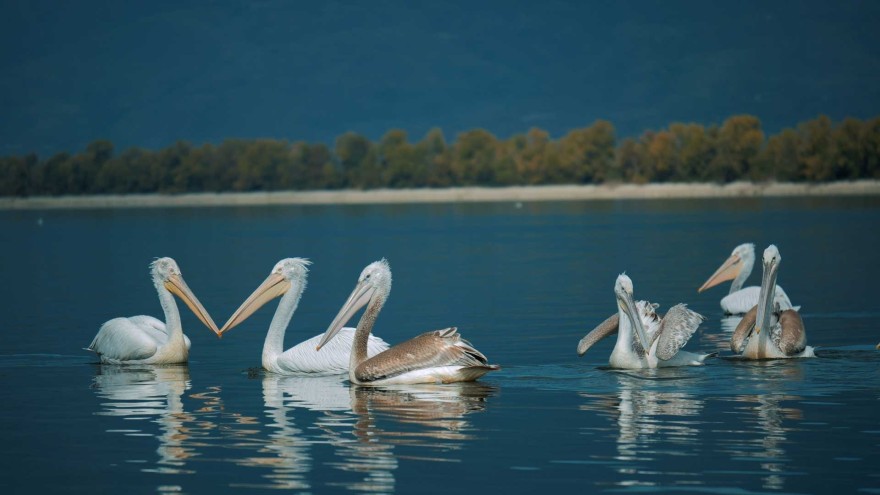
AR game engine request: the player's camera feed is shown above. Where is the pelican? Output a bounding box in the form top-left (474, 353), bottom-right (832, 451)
top-left (577, 274), bottom-right (712, 368)
top-left (87, 257), bottom-right (220, 364)
top-left (730, 245), bottom-right (814, 359)
top-left (316, 259), bottom-right (500, 385)
top-left (219, 258), bottom-right (389, 374)
top-left (698, 243), bottom-right (794, 315)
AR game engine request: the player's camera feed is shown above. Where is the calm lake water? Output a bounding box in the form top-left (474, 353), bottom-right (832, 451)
top-left (1, 196), bottom-right (879, 494)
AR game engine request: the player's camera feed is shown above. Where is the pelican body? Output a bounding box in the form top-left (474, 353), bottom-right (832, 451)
top-left (578, 274), bottom-right (712, 369)
top-left (730, 245), bottom-right (814, 359)
top-left (220, 258), bottom-right (389, 374)
top-left (87, 258), bottom-right (220, 365)
top-left (316, 259), bottom-right (499, 386)
top-left (699, 243), bottom-right (793, 315)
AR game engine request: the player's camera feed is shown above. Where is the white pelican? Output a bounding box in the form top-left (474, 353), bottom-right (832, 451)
top-left (698, 243), bottom-right (794, 315)
top-left (87, 257), bottom-right (220, 365)
top-left (219, 258), bottom-right (389, 374)
top-left (577, 274), bottom-right (713, 369)
top-left (316, 259), bottom-right (500, 385)
top-left (730, 245), bottom-right (814, 359)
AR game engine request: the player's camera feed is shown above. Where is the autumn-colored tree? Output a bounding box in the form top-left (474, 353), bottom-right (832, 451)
top-left (707, 115), bottom-right (763, 182)
top-left (615, 137), bottom-right (649, 183)
top-left (4, 113), bottom-right (880, 197)
top-left (557, 120), bottom-right (616, 183)
top-left (668, 123), bottom-right (715, 181)
top-left (451, 129), bottom-right (501, 185)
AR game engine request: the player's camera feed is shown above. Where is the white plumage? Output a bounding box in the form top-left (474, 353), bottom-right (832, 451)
top-left (219, 258), bottom-right (389, 375)
top-left (578, 274), bottom-right (713, 369)
top-left (87, 258), bottom-right (218, 365)
top-left (316, 259), bottom-right (499, 385)
top-left (700, 243), bottom-right (794, 315)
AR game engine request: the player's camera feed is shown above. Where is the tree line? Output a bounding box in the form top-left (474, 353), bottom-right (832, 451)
top-left (2, 114), bottom-right (879, 197)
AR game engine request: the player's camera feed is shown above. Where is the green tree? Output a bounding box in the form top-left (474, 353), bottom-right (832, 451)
top-left (379, 129), bottom-right (421, 188)
top-left (513, 128), bottom-right (556, 184)
top-left (416, 128), bottom-right (453, 187)
top-left (615, 137), bottom-right (649, 183)
top-left (830, 118), bottom-right (866, 180)
top-left (451, 129), bottom-right (501, 185)
top-left (335, 132), bottom-right (374, 188)
top-left (797, 115), bottom-right (834, 181)
top-left (557, 120), bottom-right (616, 183)
top-left (756, 128), bottom-right (802, 181)
top-left (668, 123), bottom-right (715, 181)
top-left (0, 154), bottom-right (36, 196)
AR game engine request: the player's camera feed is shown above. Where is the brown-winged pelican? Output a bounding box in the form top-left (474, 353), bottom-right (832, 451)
top-left (87, 257), bottom-right (220, 364)
top-left (578, 274), bottom-right (713, 368)
top-left (219, 258), bottom-right (389, 374)
top-left (699, 243), bottom-right (794, 315)
top-left (316, 259), bottom-right (499, 385)
top-left (730, 245), bottom-right (814, 359)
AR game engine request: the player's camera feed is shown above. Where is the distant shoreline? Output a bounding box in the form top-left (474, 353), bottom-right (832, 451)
top-left (2, 181), bottom-right (880, 210)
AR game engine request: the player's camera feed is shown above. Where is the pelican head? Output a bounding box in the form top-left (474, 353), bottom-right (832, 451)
top-left (755, 245), bottom-right (782, 335)
top-left (698, 243), bottom-right (755, 293)
top-left (219, 258), bottom-right (311, 335)
top-left (151, 257), bottom-right (220, 336)
top-left (614, 273), bottom-right (649, 350)
top-left (317, 259), bottom-right (391, 351)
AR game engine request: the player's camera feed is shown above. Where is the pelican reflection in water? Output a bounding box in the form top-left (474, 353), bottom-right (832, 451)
top-left (730, 245), bottom-right (814, 359)
top-left (92, 365), bottom-right (196, 475)
top-left (220, 258), bottom-right (389, 374)
top-left (698, 243), bottom-right (794, 315)
top-left (578, 372), bottom-right (705, 488)
top-left (260, 374), bottom-right (495, 492)
top-left (317, 259), bottom-right (499, 385)
top-left (577, 274), bottom-right (713, 368)
top-left (88, 258), bottom-right (220, 364)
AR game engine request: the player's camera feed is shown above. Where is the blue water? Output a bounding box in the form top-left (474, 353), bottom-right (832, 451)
top-left (1, 197), bottom-right (879, 493)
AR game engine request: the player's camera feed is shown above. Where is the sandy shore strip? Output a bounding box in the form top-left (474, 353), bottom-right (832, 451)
top-left (2, 181), bottom-right (880, 210)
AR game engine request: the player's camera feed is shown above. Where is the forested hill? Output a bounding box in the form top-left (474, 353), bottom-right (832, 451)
top-left (1, 114), bottom-right (879, 197)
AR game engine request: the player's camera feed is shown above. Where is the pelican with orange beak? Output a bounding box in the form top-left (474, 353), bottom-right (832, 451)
top-left (699, 243), bottom-right (794, 315)
top-left (87, 258), bottom-right (220, 364)
top-left (219, 258), bottom-right (389, 374)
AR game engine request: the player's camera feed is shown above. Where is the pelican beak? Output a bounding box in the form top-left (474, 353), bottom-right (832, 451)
top-left (618, 290), bottom-right (649, 352)
top-left (698, 253), bottom-right (742, 293)
top-left (317, 279), bottom-right (375, 351)
top-left (164, 273), bottom-right (221, 337)
top-left (755, 257), bottom-right (779, 337)
top-left (219, 273), bottom-right (290, 335)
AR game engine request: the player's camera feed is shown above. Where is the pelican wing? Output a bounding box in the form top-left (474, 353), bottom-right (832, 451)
top-left (774, 309), bottom-right (807, 356)
top-left (720, 287), bottom-right (760, 315)
top-left (721, 285), bottom-right (794, 315)
top-left (355, 327), bottom-right (494, 383)
top-left (127, 315), bottom-right (191, 351)
top-left (276, 328), bottom-right (390, 374)
top-left (731, 305), bottom-right (757, 353)
top-left (654, 304), bottom-right (704, 360)
top-left (88, 317), bottom-right (159, 362)
top-left (577, 314), bottom-right (619, 356)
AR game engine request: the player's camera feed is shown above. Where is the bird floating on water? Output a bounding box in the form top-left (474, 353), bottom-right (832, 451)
top-left (87, 257), bottom-right (220, 364)
top-left (730, 245), bottom-right (814, 359)
top-left (316, 259), bottom-right (500, 385)
top-left (219, 258), bottom-right (389, 374)
top-left (699, 243), bottom-right (794, 316)
top-left (578, 274), bottom-right (713, 369)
